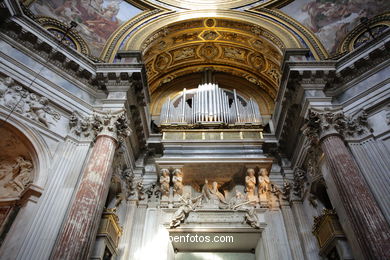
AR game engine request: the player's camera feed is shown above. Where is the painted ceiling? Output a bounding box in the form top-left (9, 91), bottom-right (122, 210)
top-left (24, 0), bottom-right (390, 59)
top-left (21, 0), bottom-right (390, 118)
top-left (28, 0), bottom-right (143, 57)
top-left (280, 0), bottom-right (390, 54)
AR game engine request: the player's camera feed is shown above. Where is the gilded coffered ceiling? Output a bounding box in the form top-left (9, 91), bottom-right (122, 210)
top-left (138, 17), bottom-right (289, 117)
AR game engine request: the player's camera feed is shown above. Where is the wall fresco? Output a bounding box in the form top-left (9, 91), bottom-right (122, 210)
top-left (30, 0), bottom-right (142, 57)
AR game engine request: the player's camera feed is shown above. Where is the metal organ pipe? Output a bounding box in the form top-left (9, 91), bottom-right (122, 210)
top-left (160, 83), bottom-right (262, 125)
top-left (182, 88), bottom-right (186, 122)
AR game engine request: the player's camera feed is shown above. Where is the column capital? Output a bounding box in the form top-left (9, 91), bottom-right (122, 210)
top-left (69, 110), bottom-right (132, 143)
top-left (91, 110), bottom-right (132, 143)
top-left (303, 108), bottom-right (370, 144)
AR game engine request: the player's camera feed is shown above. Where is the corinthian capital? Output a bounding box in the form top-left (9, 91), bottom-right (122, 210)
top-left (91, 110), bottom-right (132, 143)
top-left (303, 108), bottom-right (370, 144)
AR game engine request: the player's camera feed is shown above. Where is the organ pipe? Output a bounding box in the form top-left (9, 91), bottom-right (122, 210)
top-left (161, 83), bottom-right (262, 125)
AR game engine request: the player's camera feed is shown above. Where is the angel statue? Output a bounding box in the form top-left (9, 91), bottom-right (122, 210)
top-left (169, 193), bottom-right (202, 228)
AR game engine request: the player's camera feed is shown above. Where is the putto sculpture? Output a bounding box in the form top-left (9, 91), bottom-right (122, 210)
top-left (172, 169), bottom-right (184, 196)
top-left (245, 168), bottom-right (257, 201)
top-left (160, 168), bottom-right (170, 198)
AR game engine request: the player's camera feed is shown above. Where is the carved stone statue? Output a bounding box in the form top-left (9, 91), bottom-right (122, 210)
top-left (245, 168), bottom-right (256, 201)
top-left (160, 168), bottom-right (170, 198)
top-left (201, 179), bottom-right (228, 209)
top-left (170, 194), bottom-right (202, 228)
top-left (172, 169), bottom-right (183, 196)
top-left (244, 207), bottom-right (260, 229)
top-left (258, 168), bottom-right (270, 194)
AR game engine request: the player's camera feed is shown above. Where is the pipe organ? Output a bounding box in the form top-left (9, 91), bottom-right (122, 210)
top-left (160, 83), bottom-right (262, 125)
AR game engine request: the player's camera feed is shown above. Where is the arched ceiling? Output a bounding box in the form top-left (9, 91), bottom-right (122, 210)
top-left (140, 17), bottom-right (287, 99)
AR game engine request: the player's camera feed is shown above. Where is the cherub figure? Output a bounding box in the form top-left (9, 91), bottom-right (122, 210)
top-left (160, 168), bottom-right (170, 197)
top-left (258, 168), bottom-right (270, 194)
top-left (172, 169), bottom-right (183, 196)
top-left (245, 168), bottom-right (256, 199)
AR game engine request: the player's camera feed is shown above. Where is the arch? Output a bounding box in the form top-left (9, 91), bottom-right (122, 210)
top-left (103, 9), bottom-right (326, 61)
top-left (0, 117), bottom-right (50, 195)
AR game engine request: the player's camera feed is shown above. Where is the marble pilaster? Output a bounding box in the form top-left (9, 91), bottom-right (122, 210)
top-left (117, 200), bottom-right (137, 260)
top-left (280, 203), bottom-right (306, 260)
top-left (290, 200), bottom-right (320, 260)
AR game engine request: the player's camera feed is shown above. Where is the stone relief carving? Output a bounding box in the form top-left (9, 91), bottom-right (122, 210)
top-left (120, 168), bottom-right (146, 201)
top-left (292, 168), bottom-right (307, 199)
top-left (0, 77), bottom-right (60, 128)
top-left (200, 43), bottom-right (219, 60)
top-left (173, 47), bottom-right (195, 61)
top-left (280, 181), bottom-right (291, 201)
top-left (224, 47), bottom-right (245, 61)
top-left (0, 156), bottom-right (33, 198)
top-left (169, 188), bottom-right (261, 229)
top-left (201, 30), bottom-right (219, 40)
top-left (172, 169), bottom-right (183, 196)
top-left (69, 111), bottom-right (91, 137)
top-left (159, 168), bottom-right (170, 198)
top-left (201, 179), bottom-right (229, 209)
top-left (145, 183), bottom-right (161, 204)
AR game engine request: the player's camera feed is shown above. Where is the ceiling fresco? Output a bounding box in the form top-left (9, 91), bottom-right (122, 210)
top-left (140, 0), bottom-right (291, 10)
top-left (29, 0), bottom-right (143, 57)
top-left (280, 0), bottom-right (390, 55)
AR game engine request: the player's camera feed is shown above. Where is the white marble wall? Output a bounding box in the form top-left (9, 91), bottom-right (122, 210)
top-left (260, 210), bottom-right (293, 260)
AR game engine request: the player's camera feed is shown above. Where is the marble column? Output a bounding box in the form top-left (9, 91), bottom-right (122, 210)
top-left (51, 111), bottom-right (131, 260)
top-left (304, 109), bottom-right (390, 259)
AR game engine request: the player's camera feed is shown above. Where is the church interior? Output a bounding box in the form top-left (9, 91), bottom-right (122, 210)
top-left (0, 0), bottom-right (389, 259)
